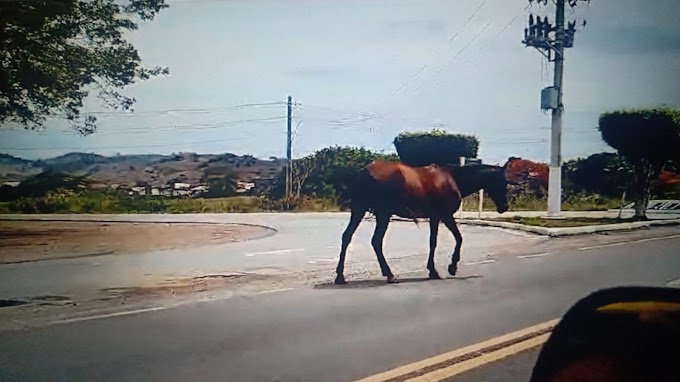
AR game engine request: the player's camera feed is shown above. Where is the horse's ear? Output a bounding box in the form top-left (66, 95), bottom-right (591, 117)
top-left (504, 156), bottom-right (521, 169)
top-left (503, 157), bottom-right (522, 184)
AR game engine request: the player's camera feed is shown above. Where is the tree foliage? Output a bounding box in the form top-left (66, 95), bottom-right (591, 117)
top-left (653, 170), bottom-right (680, 197)
top-left (0, 0), bottom-right (169, 134)
top-left (271, 146), bottom-right (399, 205)
top-left (0, 171), bottom-right (88, 201)
top-left (562, 152), bottom-right (630, 198)
top-left (200, 172), bottom-right (237, 198)
top-left (505, 158), bottom-right (549, 198)
top-left (598, 108), bottom-right (680, 219)
top-left (393, 129), bottom-right (479, 166)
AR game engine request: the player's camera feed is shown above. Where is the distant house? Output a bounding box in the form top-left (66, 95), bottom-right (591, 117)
top-left (87, 182), bottom-right (108, 190)
top-left (173, 182), bottom-right (192, 190)
top-left (190, 185), bottom-right (208, 196)
top-left (236, 181), bottom-right (255, 194)
top-left (128, 186), bottom-right (146, 196)
top-left (161, 187), bottom-right (173, 197)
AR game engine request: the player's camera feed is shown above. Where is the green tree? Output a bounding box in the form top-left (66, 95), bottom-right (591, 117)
top-left (393, 129), bottom-right (479, 166)
top-left (13, 171), bottom-right (88, 199)
top-left (562, 153), bottom-right (630, 198)
top-left (598, 108), bottom-right (680, 219)
top-left (271, 146), bottom-right (398, 204)
top-left (201, 174), bottom-right (237, 198)
top-left (0, 0), bottom-right (169, 134)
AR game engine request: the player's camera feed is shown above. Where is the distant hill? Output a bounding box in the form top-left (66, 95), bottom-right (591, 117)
top-left (0, 152), bottom-right (286, 188)
top-left (0, 154), bottom-right (41, 183)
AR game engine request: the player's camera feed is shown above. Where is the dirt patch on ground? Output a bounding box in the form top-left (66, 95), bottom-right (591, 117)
top-left (0, 220), bottom-right (274, 264)
top-left (98, 273), bottom-right (273, 300)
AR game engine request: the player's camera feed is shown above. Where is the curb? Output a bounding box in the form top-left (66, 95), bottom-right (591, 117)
top-left (459, 218), bottom-right (680, 237)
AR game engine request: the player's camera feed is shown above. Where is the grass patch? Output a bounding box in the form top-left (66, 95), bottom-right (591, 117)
top-left (0, 191), bottom-right (340, 214)
top-left (496, 216), bottom-right (633, 228)
top-left (459, 193), bottom-right (620, 212)
top-left (165, 196), bottom-right (264, 213)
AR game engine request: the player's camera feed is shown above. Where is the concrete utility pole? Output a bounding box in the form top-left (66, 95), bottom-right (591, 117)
top-left (286, 95), bottom-right (293, 201)
top-left (522, 0), bottom-right (586, 217)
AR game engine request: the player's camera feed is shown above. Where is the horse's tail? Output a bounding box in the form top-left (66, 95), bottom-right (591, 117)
top-left (347, 165), bottom-right (374, 212)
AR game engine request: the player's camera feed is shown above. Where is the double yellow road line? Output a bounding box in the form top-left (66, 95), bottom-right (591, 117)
top-left (356, 319), bottom-right (559, 382)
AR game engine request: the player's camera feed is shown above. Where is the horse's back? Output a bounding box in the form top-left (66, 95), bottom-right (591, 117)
top-left (367, 160), bottom-right (457, 196)
top-left (367, 160), bottom-right (425, 194)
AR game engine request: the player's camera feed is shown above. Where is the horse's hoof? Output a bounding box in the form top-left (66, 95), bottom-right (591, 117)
top-left (428, 271), bottom-right (442, 280)
top-left (386, 276), bottom-right (400, 284)
top-left (334, 275), bottom-right (347, 285)
top-left (448, 265), bottom-right (458, 276)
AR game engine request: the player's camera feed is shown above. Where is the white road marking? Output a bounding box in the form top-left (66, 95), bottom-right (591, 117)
top-left (308, 259), bottom-right (336, 264)
top-left (517, 252), bottom-right (552, 259)
top-left (245, 248), bottom-right (305, 256)
top-left (464, 259), bottom-right (496, 266)
top-left (51, 307), bottom-right (167, 325)
top-left (196, 293), bottom-right (234, 303)
top-left (255, 287), bottom-right (294, 295)
top-left (577, 234), bottom-right (680, 251)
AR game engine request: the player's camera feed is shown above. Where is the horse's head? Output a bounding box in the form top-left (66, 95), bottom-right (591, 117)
top-left (483, 166), bottom-right (510, 214)
top-left (482, 160), bottom-right (522, 214)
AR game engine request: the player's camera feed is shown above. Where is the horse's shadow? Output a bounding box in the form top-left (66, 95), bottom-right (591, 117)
top-left (313, 274), bottom-right (482, 290)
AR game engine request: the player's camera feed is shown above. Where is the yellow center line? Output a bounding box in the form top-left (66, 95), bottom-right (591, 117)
top-left (355, 319), bottom-right (558, 382)
top-left (404, 333), bottom-right (550, 382)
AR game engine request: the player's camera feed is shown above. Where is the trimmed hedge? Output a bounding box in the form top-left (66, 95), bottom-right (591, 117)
top-left (393, 129), bottom-right (479, 166)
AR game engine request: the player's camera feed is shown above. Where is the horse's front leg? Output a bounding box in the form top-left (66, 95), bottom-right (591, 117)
top-left (335, 207), bottom-right (366, 285)
top-left (443, 217), bottom-right (462, 276)
top-left (427, 218), bottom-right (441, 279)
top-left (372, 213), bottom-right (398, 283)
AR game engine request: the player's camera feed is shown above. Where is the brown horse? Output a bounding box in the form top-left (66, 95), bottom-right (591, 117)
top-left (335, 160), bottom-right (515, 285)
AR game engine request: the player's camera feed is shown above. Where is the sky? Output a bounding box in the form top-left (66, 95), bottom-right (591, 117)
top-left (1, 0), bottom-right (679, 164)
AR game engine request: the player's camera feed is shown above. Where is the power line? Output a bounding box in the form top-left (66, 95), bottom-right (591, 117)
top-left (388, 0), bottom-right (492, 98)
top-left (448, 0), bottom-right (491, 43)
top-left (464, 4), bottom-right (531, 68)
top-left (1, 133), bottom-right (287, 152)
top-left (344, 18), bottom-right (494, 135)
top-left (39, 116), bottom-right (287, 136)
top-left (292, 120), bottom-right (302, 141)
top-left (413, 20), bottom-right (493, 94)
top-left (66, 102), bottom-right (287, 118)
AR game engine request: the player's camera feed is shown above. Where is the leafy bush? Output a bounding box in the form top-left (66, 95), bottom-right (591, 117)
top-left (393, 129), bottom-right (479, 166)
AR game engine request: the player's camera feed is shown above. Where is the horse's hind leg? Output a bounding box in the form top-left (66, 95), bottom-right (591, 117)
top-left (443, 217), bottom-right (462, 276)
top-left (372, 212), bottom-right (398, 284)
top-left (427, 218), bottom-right (441, 279)
top-left (335, 207), bottom-right (366, 285)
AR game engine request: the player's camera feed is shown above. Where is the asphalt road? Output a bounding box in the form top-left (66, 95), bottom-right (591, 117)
top-left (1, 226), bottom-right (679, 382)
top-left (445, 348), bottom-right (540, 382)
top-left (0, 213), bottom-right (546, 312)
